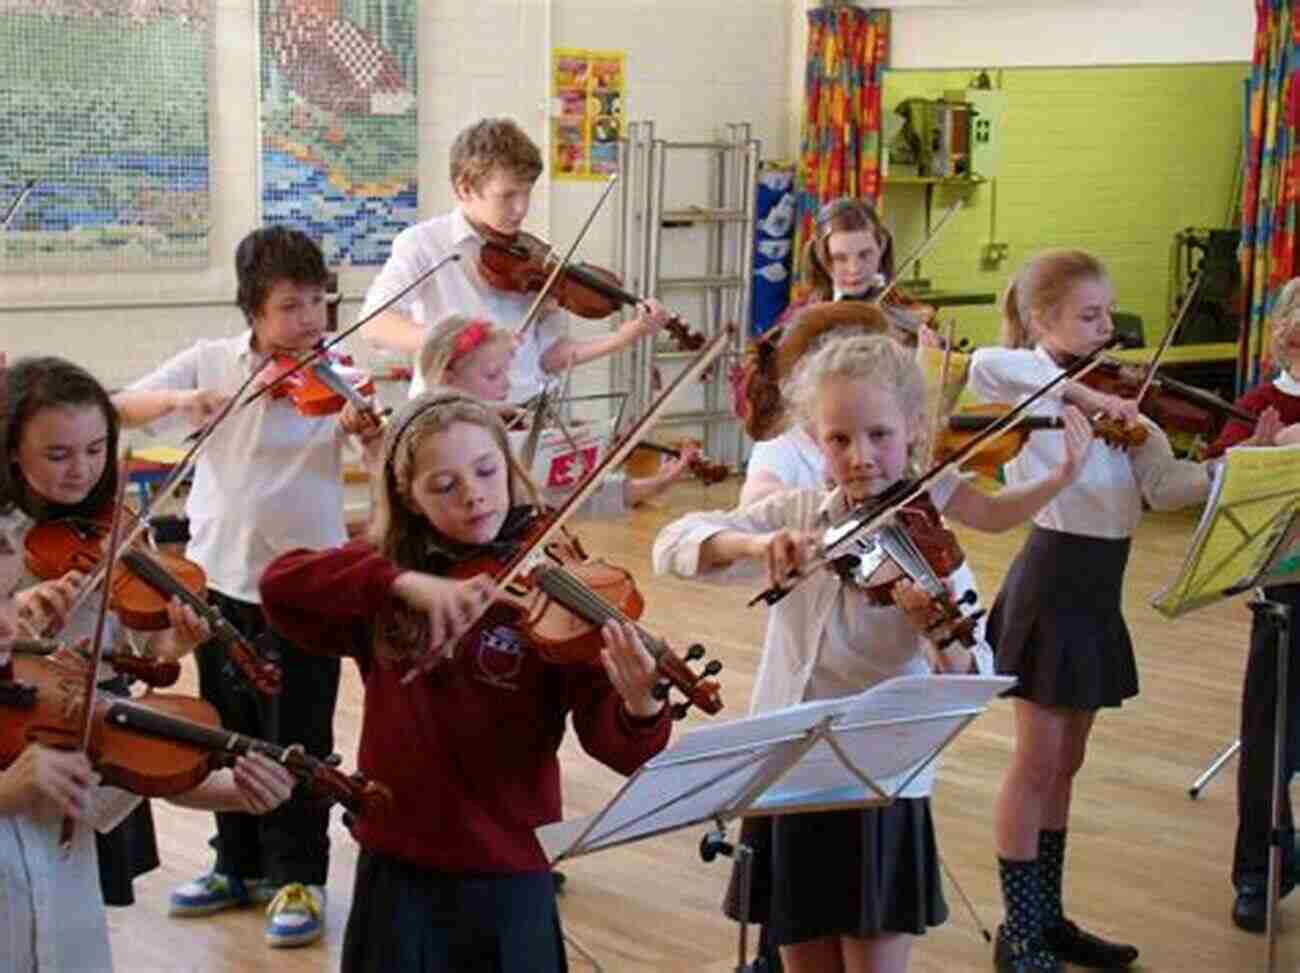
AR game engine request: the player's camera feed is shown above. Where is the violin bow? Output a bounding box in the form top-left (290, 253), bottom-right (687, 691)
top-left (750, 344), bottom-right (1115, 608)
top-left (51, 255), bottom-right (465, 630)
top-left (876, 199), bottom-right (964, 306)
top-left (1131, 268), bottom-right (1205, 409)
top-left (925, 319), bottom-right (958, 467)
top-left (401, 325), bottom-right (732, 684)
top-left (59, 448), bottom-right (131, 855)
top-left (219, 250), bottom-right (464, 422)
top-left (515, 173), bottom-right (620, 339)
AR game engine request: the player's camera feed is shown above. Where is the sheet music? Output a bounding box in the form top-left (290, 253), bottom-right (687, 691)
top-left (1154, 444), bottom-right (1300, 617)
top-left (537, 674), bottom-right (1013, 863)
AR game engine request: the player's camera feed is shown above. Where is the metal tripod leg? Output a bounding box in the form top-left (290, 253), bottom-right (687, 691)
top-left (1188, 739), bottom-right (1241, 799)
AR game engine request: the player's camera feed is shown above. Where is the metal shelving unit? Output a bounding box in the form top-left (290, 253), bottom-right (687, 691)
top-left (615, 121), bottom-right (759, 467)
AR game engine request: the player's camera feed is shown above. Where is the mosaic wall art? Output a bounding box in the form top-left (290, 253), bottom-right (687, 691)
top-left (0, 1), bottom-right (211, 271)
top-left (259, 0), bottom-right (418, 267)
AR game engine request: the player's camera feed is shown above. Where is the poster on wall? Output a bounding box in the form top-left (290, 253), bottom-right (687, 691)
top-left (259, 0), bottom-right (418, 266)
top-left (0, 1), bottom-right (212, 272)
top-left (551, 48), bottom-right (625, 182)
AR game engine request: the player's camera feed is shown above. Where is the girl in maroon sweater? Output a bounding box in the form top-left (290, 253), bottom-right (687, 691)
top-left (260, 390), bottom-right (671, 973)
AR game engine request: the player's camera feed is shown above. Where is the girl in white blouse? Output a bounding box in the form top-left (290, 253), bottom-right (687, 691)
top-left (967, 250), bottom-right (1266, 972)
top-left (655, 334), bottom-right (1087, 973)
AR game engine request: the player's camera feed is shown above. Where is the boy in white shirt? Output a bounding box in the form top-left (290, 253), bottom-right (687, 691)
top-left (360, 116), bottom-right (671, 402)
top-left (113, 226), bottom-right (382, 950)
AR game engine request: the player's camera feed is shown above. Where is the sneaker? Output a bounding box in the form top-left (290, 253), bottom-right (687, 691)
top-left (169, 872), bottom-right (275, 917)
top-left (265, 883), bottom-right (325, 948)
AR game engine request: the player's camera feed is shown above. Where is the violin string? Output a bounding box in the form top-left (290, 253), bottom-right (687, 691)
top-left (538, 567), bottom-right (666, 660)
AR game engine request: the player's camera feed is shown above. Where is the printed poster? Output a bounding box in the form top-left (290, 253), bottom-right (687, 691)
top-left (551, 48), bottom-right (625, 182)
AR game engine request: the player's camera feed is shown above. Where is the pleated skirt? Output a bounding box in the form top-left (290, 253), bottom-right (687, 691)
top-left (724, 799), bottom-right (948, 946)
top-left (341, 849), bottom-right (567, 973)
top-left (986, 526), bottom-right (1136, 710)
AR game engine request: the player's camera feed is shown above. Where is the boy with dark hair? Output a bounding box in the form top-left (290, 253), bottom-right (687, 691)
top-left (113, 225), bottom-right (381, 949)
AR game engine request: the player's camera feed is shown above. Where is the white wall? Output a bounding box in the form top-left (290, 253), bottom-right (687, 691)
top-left (2, 0), bottom-right (792, 405)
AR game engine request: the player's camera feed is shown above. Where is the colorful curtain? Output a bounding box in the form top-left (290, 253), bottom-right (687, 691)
top-left (790, 6), bottom-right (889, 300)
top-left (1240, 0), bottom-right (1300, 382)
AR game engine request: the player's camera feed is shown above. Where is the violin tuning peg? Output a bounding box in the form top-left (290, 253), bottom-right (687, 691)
top-left (703, 659), bottom-right (723, 676)
top-left (650, 681), bottom-right (670, 701)
top-left (670, 702), bottom-right (689, 721)
top-left (957, 589), bottom-right (978, 607)
top-left (686, 644), bottom-right (705, 662)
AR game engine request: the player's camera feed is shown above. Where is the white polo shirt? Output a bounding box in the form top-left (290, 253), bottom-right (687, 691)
top-left (127, 332), bottom-right (348, 603)
top-left (360, 207), bottom-right (570, 402)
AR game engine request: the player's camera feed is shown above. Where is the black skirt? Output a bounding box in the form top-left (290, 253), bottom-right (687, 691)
top-left (724, 799), bottom-right (947, 945)
top-left (986, 526), bottom-right (1136, 710)
top-left (341, 849), bottom-right (568, 973)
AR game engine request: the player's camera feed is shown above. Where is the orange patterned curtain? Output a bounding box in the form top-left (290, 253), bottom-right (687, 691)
top-left (1239, 0), bottom-right (1300, 383)
top-left (791, 6), bottom-right (889, 299)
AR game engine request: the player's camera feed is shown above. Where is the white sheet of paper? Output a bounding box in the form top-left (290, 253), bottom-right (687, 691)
top-left (538, 674), bottom-right (1013, 863)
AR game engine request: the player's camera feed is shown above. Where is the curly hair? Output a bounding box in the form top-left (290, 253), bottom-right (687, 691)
top-left (785, 333), bottom-right (928, 473)
top-left (450, 117), bottom-right (544, 195)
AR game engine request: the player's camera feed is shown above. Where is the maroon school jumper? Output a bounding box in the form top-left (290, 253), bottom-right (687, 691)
top-left (260, 539), bottom-right (671, 874)
top-left (1206, 379), bottom-right (1300, 456)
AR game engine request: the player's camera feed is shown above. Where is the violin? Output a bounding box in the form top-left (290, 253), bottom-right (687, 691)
top-left (6, 636), bottom-right (181, 690)
top-left (933, 403), bottom-right (1149, 479)
top-left (478, 230), bottom-right (708, 353)
top-left (0, 653), bottom-right (391, 821)
top-left (22, 510), bottom-right (283, 695)
top-left (1074, 356), bottom-right (1255, 439)
top-left (625, 439), bottom-right (730, 486)
top-left (828, 491), bottom-right (984, 652)
top-left (261, 349), bottom-right (378, 419)
top-left (452, 522), bottom-right (724, 720)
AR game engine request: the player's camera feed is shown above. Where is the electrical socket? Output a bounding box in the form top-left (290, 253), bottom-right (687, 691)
top-left (981, 241), bottom-right (1009, 270)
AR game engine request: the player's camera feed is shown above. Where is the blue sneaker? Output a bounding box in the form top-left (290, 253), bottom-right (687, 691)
top-left (265, 883), bottom-right (325, 948)
top-left (169, 872), bottom-right (276, 917)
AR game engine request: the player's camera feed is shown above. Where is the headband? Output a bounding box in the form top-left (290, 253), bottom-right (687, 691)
top-left (447, 319), bottom-right (494, 368)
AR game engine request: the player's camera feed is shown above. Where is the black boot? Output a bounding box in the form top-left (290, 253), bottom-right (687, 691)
top-left (1041, 919), bottom-right (1138, 968)
top-left (994, 924), bottom-right (1061, 972)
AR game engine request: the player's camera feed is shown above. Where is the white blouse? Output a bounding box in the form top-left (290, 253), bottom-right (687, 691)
top-left (745, 425), bottom-right (827, 493)
top-left (968, 346), bottom-right (1210, 539)
top-left (653, 477), bottom-right (992, 799)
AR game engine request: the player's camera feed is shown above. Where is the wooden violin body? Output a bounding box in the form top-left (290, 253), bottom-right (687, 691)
top-left (830, 493), bottom-right (984, 651)
top-left (1076, 356), bottom-right (1252, 441)
top-left (933, 403), bottom-right (1148, 479)
top-left (0, 654), bottom-right (392, 819)
top-left (624, 439), bottom-right (730, 486)
top-left (478, 230), bottom-right (708, 352)
top-left (23, 513), bottom-right (282, 695)
top-left (262, 351), bottom-right (376, 418)
top-left (453, 523), bottom-right (724, 719)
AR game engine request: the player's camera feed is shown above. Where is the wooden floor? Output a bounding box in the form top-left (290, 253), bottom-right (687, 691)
top-left (108, 479), bottom-right (1292, 970)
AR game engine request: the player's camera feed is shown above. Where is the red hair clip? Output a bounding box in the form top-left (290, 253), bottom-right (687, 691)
top-left (449, 319), bottom-right (493, 364)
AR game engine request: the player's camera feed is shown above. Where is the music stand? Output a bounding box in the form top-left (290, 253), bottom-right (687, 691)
top-left (537, 673), bottom-right (1013, 972)
top-left (1153, 444), bottom-right (1300, 972)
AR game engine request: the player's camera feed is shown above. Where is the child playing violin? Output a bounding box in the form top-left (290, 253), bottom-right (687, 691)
top-left (0, 355), bottom-right (217, 910)
top-left (258, 390), bottom-right (672, 973)
top-left (654, 335), bottom-right (1089, 973)
top-left (0, 595), bottom-right (296, 973)
top-left (968, 249), bottom-right (1282, 971)
top-left (360, 115), bottom-right (673, 401)
top-left (417, 313), bottom-right (700, 510)
top-left (111, 226), bottom-right (381, 948)
top-left (1202, 277), bottom-right (1300, 931)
